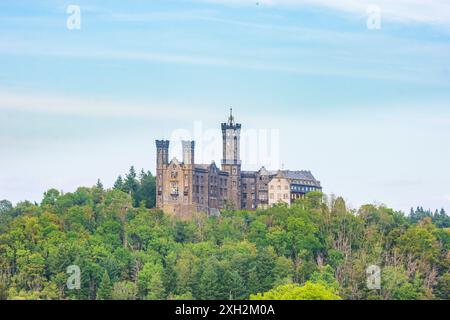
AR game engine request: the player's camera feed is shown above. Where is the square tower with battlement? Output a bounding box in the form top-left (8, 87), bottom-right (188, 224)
top-left (221, 108), bottom-right (242, 210)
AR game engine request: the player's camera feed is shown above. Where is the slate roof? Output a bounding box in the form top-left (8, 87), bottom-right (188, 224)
top-left (194, 163), bottom-right (228, 175)
top-left (282, 170), bottom-right (316, 181)
top-left (194, 164), bottom-right (210, 171)
top-left (281, 170), bottom-right (321, 187)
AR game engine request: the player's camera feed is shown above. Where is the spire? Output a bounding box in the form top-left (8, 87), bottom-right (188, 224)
top-left (228, 107), bottom-right (235, 126)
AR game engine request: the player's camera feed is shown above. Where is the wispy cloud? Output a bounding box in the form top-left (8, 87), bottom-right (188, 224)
top-left (201, 0), bottom-right (450, 28)
top-left (1, 2), bottom-right (449, 85)
top-left (0, 89), bottom-right (204, 119)
top-left (1, 41), bottom-right (448, 86)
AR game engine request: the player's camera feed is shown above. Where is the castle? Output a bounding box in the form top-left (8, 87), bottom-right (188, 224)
top-left (155, 110), bottom-right (322, 216)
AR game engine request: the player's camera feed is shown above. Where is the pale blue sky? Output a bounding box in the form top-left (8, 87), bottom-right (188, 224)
top-left (1, 0), bottom-right (450, 213)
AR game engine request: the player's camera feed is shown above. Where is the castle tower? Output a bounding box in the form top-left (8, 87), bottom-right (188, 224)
top-left (156, 140), bottom-right (169, 166)
top-left (182, 141), bottom-right (195, 165)
top-left (221, 108), bottom-right (242, 209)
top-left (155, 140), bottom-right (170, 209)
top-left (181, 140), bottom-right (194, 211)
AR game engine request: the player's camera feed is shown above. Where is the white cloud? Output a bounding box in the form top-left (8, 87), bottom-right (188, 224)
top-left (1, 42), bottom-right (448, 86)
top-left (0, 89), bottom-right (202, 119)
top-left (201, 0), bottom-right (450, 28)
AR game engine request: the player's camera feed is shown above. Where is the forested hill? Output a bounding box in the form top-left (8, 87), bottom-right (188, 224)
top-left (0, 167), bottom-right (449, 300)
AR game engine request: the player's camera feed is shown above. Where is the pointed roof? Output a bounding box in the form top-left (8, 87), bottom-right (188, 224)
top-left (258, 166), bottom-right (272, 176)
top-left (228, 107), bottom-right (235, 126)
top-left (169, 157), bottom-right (181, 166)
top-left (221, 108), bottom-right (241, 130)
top-left (281, 170), bottom-right (316, 181)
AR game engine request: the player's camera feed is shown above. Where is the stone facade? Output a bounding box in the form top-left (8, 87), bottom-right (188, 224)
top-left (156, 110), bottom-right (322, 216)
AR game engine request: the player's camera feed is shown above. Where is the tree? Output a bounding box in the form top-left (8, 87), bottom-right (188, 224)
top-left (97, 271), bottom-right (112, 300)
top-left (0, 271), bottom-right (10, 300)
top-left (138, 263), bottom-right (166, 300)
top-left (42, 189), bottom-right (60, 206)
top-left (255, 247), bottom-right (276, 292)
top-left (250, 282), bottom-right (341, 300)
top-left (381, 266), bottom-right (422, 300)
top-left (114, 176), bottom-right (124, 191)
top-left (310, 265), bottom-right (340, 293)
top-left (146, 272), bottom-right (165, 300)
top-left (198, 258), bottom-right (221, 300)
top-left (138, 170), bottom-right (156, 208)
top-left (0, 176), bottom-right (448, 301)
top-left (124, 167), bottom-right (139, 207)
top-left (0, 199), bottom-right (13, 214)
top-left (434, 272), bottom-right (450, 300)
top-left (111, 281), bottom-right (137, 300)
top-left (222, 269), bottom-right (245, 300)
top-left (96, 179), bottom-right (104, 190)
top-left (0, 200), bottom-right (13, 232)
top-left (433, 209), bottom-right (450, 228)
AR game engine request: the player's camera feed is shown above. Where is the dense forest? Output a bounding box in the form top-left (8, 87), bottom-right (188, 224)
top-left (0, 167), bottom-right (448, 300)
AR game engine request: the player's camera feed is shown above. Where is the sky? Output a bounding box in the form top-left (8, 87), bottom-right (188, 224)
top-left (1, 0), bottom-right (450, 213)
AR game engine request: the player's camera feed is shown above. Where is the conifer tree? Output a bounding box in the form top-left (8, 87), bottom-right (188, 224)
top-left (97, 271), bottom-right (112, 300)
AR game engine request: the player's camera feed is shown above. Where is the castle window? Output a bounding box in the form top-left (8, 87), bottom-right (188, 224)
top-left (170, 182), bottom-right (179, 196)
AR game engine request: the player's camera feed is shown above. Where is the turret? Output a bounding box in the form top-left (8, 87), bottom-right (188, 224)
top-left (182, 141), bottom-right (195, 165)
top-left (221, 108), bottom-right (241, 166)
top-left (156, 140), bottom-right (170, 167)
top-left (221, 108), bottom-right (242, 209)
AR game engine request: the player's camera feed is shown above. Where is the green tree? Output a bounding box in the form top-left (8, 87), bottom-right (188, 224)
top-left (111, 281), bottom-right (137, 300)
top-left (97, 271), bottom-right (112, 300)
top-left (198, 258), bottom-right (221, 300)
top-left (310, 265), bottom-right (340, 293)
top-left (96, 179), bottom-right (104, 190)
top-left (138, 262), bottom-right (166, 300)
top-left (42, 189), bottom-right (60, 207)
top-left (250, 282), bottom-right (341, 300)
top-left (138, 170), bottom-right (156, 209)
top-left (113, 176), bottom-right (124, 191)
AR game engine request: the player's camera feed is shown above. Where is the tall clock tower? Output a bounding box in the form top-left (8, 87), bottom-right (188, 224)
top-left (221, 108), bottom-right (241, 209)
